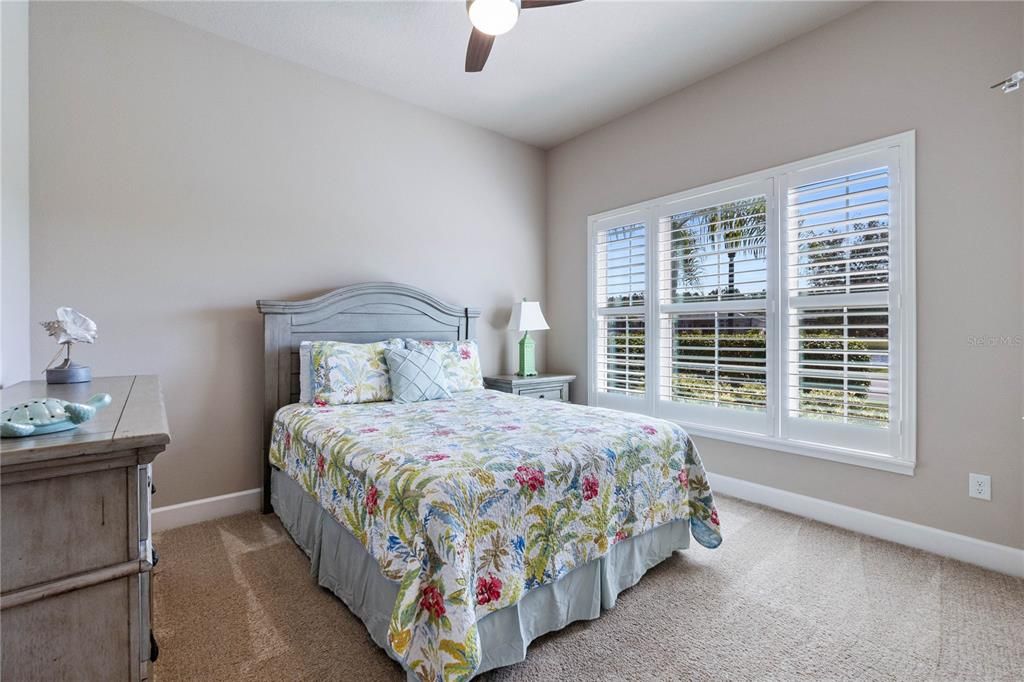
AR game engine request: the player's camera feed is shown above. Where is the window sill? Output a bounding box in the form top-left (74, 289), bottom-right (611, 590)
top-left (673, 421), bottom-right (915, 476)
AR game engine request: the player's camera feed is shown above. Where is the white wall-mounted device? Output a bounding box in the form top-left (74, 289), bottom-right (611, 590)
top-left (990, 70), bottom-right (1024, 93)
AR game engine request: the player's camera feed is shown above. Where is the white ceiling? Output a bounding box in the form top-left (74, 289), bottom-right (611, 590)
top-left (143, 1), bottom-right (864, 149)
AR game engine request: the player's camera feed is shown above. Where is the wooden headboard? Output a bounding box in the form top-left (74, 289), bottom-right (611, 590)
top-left (256, 282), bottom-right (480, 512)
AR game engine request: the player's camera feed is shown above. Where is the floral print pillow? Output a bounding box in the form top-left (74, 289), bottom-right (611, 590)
top-left (404, 339), bottom-right (483, 392)
top-left (310, 339), bottom-right (403, 405)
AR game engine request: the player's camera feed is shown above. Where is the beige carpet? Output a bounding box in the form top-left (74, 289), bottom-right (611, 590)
top-left (152, 496), bottom-right (1023, 681)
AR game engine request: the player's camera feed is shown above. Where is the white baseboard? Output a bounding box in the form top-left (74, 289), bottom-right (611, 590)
top-left (152, 488), bottom-right (262, 532)
top-left (709, 473), bottom-right (1024, 578)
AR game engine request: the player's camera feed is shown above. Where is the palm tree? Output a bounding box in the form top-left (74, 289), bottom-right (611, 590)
top-left (667, 197), bottom-right (768, 405)
top-left (670, 196), bottom-right (767, 299)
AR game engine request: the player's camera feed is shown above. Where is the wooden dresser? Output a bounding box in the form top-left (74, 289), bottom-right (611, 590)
top-left (1, 375), bottom-right (169, 681)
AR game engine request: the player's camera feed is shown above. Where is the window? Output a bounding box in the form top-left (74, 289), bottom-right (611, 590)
top-left (656, 183), bottom-right (772, 436)
top-left (591, 212), bottom-right (648, 408)
top-left (588, 133), bottom-right (915, 473)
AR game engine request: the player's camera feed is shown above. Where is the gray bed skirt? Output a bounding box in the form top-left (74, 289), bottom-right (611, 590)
top-left (271, 467), bottom-right (690, 679)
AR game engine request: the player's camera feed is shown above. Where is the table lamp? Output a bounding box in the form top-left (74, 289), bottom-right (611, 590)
top-left (508, 299), bottom-right (549, 376)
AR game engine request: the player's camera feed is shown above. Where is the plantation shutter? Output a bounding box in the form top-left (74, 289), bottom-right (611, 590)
top-left (781, 148), bottom-right (903, 455)
top-left (587, 133), bottom-right (913, 470)
top-left (592, 214), bottom-right (648, 409)
top-left (654, 181), bottom-right (772, 435)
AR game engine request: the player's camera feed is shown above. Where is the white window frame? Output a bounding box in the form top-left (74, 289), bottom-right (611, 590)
top-left (654, 178), bottom-right (774, 436)
top-left (588, 208), bottom-right (651, 415)
top-left (587, 131), bottom-right (916, 475)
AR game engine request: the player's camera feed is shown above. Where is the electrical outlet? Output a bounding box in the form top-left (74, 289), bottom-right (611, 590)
top-left (968, 473), bottom-right (991, 501)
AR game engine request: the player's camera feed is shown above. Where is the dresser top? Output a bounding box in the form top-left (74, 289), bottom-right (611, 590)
top-left (484, 373), bottom-right (576, 386)
top-left (1, 375), bottom-right (169, 467)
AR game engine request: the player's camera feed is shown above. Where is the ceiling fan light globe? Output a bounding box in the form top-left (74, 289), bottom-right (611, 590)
top-left (469, 0), bottom-right (519, 36)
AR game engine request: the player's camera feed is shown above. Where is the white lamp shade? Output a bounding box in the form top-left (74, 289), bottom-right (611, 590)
top-left (508, 301), bottom-right (549, 332)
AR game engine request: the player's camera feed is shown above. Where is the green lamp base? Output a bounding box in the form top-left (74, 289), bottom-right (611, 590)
top-left (516, 331), bottom-right (537, 376)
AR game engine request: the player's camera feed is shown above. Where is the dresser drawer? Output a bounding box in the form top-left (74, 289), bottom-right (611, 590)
top-left (2, 575), bottom-right (133, 681)
top-left (1, 467), bottom-right (131, 592)
top-left (515, 383), bottom-right (568, 402)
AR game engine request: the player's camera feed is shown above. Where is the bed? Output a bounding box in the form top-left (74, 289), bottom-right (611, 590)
top-left (258, 282), bottom-right (721, 681)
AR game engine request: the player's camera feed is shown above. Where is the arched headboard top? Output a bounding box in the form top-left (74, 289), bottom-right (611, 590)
top-left (257, 281), bottom-right (480, 319)
top-left (256, 281), bottom-right (480, 511)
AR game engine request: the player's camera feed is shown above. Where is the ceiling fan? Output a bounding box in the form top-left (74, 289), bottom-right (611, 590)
top-left (465, 0), bottom-right (583, 72)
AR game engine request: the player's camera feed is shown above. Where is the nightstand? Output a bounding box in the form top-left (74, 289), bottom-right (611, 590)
top-left (484, 374), bottom-right (576, 402)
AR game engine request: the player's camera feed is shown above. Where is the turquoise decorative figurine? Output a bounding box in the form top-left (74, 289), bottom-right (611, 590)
top-left (508, 299), bottom-right (549, 377)
top-left (1, 393), bottom-right (112, 438)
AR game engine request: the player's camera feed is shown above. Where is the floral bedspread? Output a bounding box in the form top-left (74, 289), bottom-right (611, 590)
top-left (269, 390), bottom-right (721, 681)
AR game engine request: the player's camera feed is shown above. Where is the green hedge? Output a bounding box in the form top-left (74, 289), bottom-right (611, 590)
top-left (602, 328), bottom-right (887, 422)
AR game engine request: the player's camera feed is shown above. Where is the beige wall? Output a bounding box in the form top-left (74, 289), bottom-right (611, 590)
top-left (2, 1), bottom-right (31, 387)
top-left (26, 1), bottom-right (1024, 548)
top-left (29, 2), bottom-right (547, 507)
top-left (546, 2), bottom-right (1024, 548)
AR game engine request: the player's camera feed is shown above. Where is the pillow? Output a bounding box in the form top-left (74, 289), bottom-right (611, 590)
top-left (308, 339), bottom-right (403, 405)
top-left (299, 342), bottom-right (313, 403)
top-left (404, 339), bottom-right (483, 392)
top-left (384, 347), bottom-right (452, 404)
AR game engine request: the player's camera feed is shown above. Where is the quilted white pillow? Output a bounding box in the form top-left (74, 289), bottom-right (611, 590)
top-left (384, 347), bottom-right (452, 404)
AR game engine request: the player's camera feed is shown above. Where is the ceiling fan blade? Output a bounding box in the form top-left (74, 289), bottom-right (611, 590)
top-left (465, 28), bottom-right (496, 72)
top-left (521, 0), bottom-right (584, 9)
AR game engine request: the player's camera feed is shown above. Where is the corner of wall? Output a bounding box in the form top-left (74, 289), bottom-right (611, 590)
top-left (1018, 0), bottom-right (1024, 551)
top-left (1, 0), bottom-right (32, 387)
